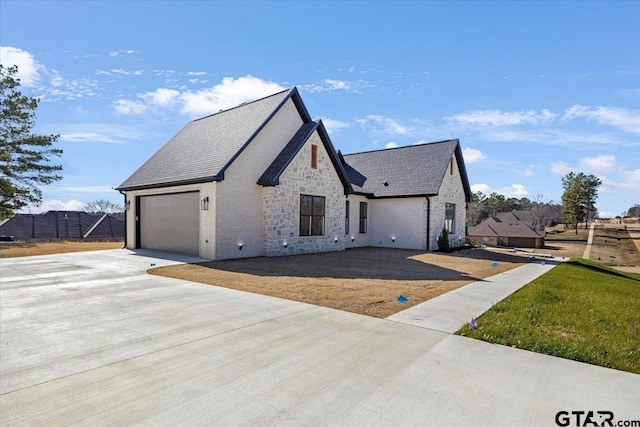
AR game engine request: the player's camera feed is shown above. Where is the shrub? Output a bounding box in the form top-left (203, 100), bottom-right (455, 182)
top-left (438, 227), bottom-right (450, 252)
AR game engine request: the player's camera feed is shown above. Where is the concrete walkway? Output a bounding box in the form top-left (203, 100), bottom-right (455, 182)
top-left (387, 260), bottom-right (559, 333)
top-left (1, 250), bottom-right (638, 426)
top-left (583, 222), bottom-right (596, 259)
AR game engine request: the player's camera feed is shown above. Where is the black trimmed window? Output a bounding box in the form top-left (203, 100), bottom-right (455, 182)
top-left (359, 202), bottom-right (368, 234)
top-left (345, 201), bottom-right (350, 234)
top-left (300, 195), bottom-right (325, 236)
top-left (445, 203), bottom-right (455, 234)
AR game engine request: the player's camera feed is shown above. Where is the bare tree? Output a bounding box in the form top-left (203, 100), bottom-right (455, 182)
top-left (84, 199), bottom-right (123, 214)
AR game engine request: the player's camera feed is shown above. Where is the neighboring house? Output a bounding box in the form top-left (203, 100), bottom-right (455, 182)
top-left (116, 88), bottom-right (472, 259)
top-left (0, 211), bottom-right (125, 240)
top-left (468, 210), bottom-right (545, 248)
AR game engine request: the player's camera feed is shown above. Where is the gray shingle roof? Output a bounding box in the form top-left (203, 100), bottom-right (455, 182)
top-left (342, 139), bottom-right (472, 200)
top-left (117, 88), bottom-right (306, 191)
top-left (468, 217), bottom-right (544, 239)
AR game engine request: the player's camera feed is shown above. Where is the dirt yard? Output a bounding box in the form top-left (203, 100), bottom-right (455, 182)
top-left (589, 224), bottom-right (640, 267)
top-left (151, 247), bottom-right (529, 318)
top-left (0, 241), bottom-right (124, 258)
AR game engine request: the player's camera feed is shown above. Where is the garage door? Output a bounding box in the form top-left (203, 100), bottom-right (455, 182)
top-left (138, 192), bottom-right (200, 256)
top-left (508, 237), bottom-right (536, 248)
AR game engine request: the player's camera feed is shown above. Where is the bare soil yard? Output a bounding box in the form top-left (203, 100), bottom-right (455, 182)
top-left (589, 224), bottom-right (640, 267)
top-left (0, 241), bottom-right (124, 258)
top-left (151, 247), bottom-right (527, 318)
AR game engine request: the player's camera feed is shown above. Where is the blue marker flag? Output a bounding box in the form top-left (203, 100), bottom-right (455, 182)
top-left (491, 262), bottom-right (498, 268)
top-left (397, 294), bottom-right (408, 304)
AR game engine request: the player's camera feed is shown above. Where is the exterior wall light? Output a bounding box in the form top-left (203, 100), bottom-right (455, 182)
top-left (201, 196), bottom-right (209, 210)
top-left (351, 236), bottom-right (354, 242)
top-left (334, 237), bottom-right (338, 244)
top-left (283, 241), bottom-right (287, 249)
top-left (126, 200), bottom-right (131, 211)
top-left (392, 236), bottom-right (396, 243)
top-left (238, 242), bottom-right (243, 250)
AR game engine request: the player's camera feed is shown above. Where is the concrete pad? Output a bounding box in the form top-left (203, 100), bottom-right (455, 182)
top-left (1, 250), bottom-right (638, 426)
top-left (386, 261), bottom-right (558, 333)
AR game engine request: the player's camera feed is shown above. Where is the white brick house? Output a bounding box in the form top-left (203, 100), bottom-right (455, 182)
top-left (117, 88), bottom-right (472, 259)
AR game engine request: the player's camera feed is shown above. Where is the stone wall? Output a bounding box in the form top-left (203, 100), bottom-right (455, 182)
top-left (263, 131), bottom-right (345, 256)
top-left (429, 156), bottom-right (467, 250)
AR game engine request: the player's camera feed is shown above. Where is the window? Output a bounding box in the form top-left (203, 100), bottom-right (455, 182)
top-left (359, 202), bottom-right (368, 233)
top-left (300, 195), bottom-right (325, 236)
top-left (450, 157), bottom-right (454, 175)
top-left (345, 201), bottom-right (350, 234)
top-left (311, 144), bottom-right (318, 169)
top-left (445, 203), bottom-right (455, 234)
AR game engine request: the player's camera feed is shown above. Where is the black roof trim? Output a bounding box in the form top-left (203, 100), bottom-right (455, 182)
top-left (216, 87), bottom-right (311, 181)
top-left (257, 119), bottom-right (353, 195)
top-left (117, 176), bottom-right (219, 192)
top-left (453, 142), bottom-right (473, 203)
top-left (258, 122), bottom-right (319, 186)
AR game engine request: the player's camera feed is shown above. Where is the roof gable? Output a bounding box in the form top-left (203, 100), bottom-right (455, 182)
top-left (469, 216), bottom-right (544, 239)
top-left (342, 139), bottom-right (472, 200)
top-left (258, 120), bottom-right (352, 194)
top-left (117, 87), bottom-right (311, 191)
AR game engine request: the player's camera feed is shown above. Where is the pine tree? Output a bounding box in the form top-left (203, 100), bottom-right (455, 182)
top-left (0, 64), bottom-right (62, 219)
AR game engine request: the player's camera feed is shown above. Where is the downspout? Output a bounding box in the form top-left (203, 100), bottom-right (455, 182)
top-left (426, 196), bottom-right (430, 251)
top-left (118, 190), bottom-right (127, 248)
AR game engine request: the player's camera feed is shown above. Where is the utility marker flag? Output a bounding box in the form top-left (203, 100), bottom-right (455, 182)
top-left (469, 317), bottom-right (478, 329)
top-left (397, 294), bottom-right (408, 304)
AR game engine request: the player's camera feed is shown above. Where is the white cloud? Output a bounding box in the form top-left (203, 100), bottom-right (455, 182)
top-left (20, 199), bottom-right (86, 214)
top-left (60, 132), bottom-right (127, 144)
top-left (115, 76), bottom-right (286, 117)
top-left (179, 75), bottom-right (285, 116)
top-left (187, 71), bottom-right (207, 76)
top-left (50, 185), bottom-right (115, 193)
top-left (109, 49), bottom-right (135, 57)
top-left (563, 105), bottom-right (640, 134)
top-left (579, 155), bottom-right (618, 174)
top-left (139, 88), bottom-right (180, 107)
top-left (0, 45), bottom-right (45, 86)
top-left (357, 115), bottom-right (413, 135)
top-left (320, 117), bottom-right (350, 134)
top-left (550, 161), bottom-right (576, 175)
top-left (470, 183), bottom-right (529, 198)
top-left (114, 99), bottom-right (147, 115)
top-left (445, 109), bottom-right (556, 126)
top-left (305, 79), bottom-right (352, 93)
top-left (520, 167), bottom-right (535, 177)
top-left (384, 142), bottom-right (398, 149)
top-left (462, 147), bottom-right (487, 164)
top-left (303, 78), bottom-right (372, 94)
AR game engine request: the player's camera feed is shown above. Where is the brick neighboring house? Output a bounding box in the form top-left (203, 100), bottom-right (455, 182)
top-left (468, 210), bottom-right (545, 248)
top-left (116, 87), bottom-right (472, 259)
top-left (0, 211), bottom-right (125, 240)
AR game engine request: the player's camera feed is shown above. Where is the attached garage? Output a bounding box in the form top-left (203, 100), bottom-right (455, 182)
top-left (137, 192), bottom-right (200, 256)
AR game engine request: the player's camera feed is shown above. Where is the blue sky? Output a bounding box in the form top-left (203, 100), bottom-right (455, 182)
top-left (1, 1), bottom-right (638, 218)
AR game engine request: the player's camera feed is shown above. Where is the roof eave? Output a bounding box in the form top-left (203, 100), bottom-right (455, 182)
top-left (116, 176), bottom-right (220, 192)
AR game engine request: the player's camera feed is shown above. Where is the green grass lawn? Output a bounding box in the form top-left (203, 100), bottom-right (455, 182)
top-left (457, 258), bottom-right (640, 374)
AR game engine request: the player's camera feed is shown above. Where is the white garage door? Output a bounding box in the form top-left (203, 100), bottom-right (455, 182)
top-left (139, 192), bottom-right (200, 256)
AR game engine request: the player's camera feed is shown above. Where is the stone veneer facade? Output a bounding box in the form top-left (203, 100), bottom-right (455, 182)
top-left (262, 131), bottom-right (346, 256)
top-left (428, 156), bottom-right (467, 250)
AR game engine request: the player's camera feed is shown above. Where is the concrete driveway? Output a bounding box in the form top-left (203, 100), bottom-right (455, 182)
top-left (1, 249), bottom-right (638, 426)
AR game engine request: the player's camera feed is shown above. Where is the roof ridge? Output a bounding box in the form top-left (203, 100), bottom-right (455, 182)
top-left (192, 87), bottom-right (294, 122)
top-left (343, 139), bottom-right (458, 157)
